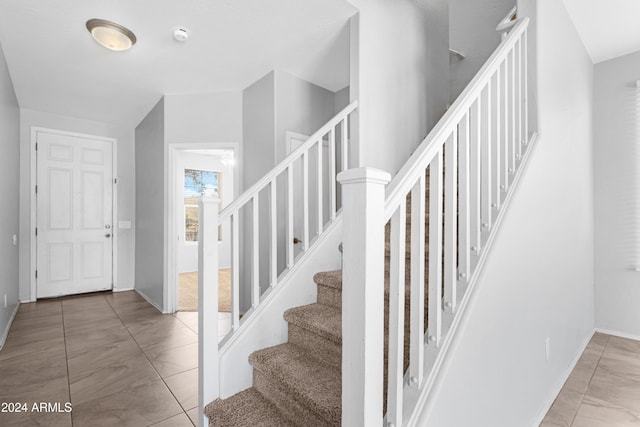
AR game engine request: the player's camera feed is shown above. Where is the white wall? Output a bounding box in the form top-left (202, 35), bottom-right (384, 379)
top-left (19, 109), bottom-right (136, 301)
top-left (347, 0), bottom-right (449, 175)
top-left (594, 50), bottom-right (640, 338)
top-left (134, 98), bottom-right (165, 309)
top-left (419, 1), bottom-right (595, 425)
top-left (0, 41), bottom-right (20, 347)
top-left (177, 151), bottom-right (233, 272)
top-left (449, 0), bottom-right (515, 101)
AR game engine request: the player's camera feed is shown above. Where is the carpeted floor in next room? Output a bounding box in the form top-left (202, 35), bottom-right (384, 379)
top-left (178, 269), bottom-right (231, 312)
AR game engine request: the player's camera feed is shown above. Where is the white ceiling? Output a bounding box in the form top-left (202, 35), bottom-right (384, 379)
top-left (562, 0), bottom-right (640, 64)
top-left (0, 0), bottom-right (355, 128)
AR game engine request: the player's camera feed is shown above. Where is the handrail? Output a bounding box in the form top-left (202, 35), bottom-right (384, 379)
top-left (340, 13), bottom-right (533, 426)
top-left (496, 6), bottom-right (518, 33)
top-left (218, 101), bottom-right (358, 224)
top-left (384, 17), bottom-right (529, 221)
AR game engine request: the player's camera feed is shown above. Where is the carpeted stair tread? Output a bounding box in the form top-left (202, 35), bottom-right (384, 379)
top-left (204, 388), bottom-right (295, 427)
top-left (313, 270), bottom-right (342, 290)
top-left (249, 343), bottom-right (341, 424)
top-left (284, 304), bottom-right (342, 345)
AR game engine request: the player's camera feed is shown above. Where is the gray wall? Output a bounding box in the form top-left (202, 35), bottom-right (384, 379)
top-left (0, 41), bottom-right (20, 346)
top-left (135, 98), bottom-right (165, 308)
top-left (449, 0), bottom-right (515, 101)
top-left (347, 0), bottom-right (449, 175)
top-left (594, 50), bottom-right (640, 337)
top-left (19, 110), bottom-right (136, 301)
top-left (165, 91), bottom-right (243, 147)
top-left (420, 0), bottom-right (595, 425)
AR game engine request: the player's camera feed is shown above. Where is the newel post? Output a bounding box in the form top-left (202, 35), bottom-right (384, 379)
top-left (338, 167), bottom-right (391, 426)
top-left (198, 196), bottom-right (220, 427)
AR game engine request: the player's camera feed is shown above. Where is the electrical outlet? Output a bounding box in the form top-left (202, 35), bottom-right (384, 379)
top-left (12, 234), bottom-right (17, 246)
top-left (545, 337), bottom-right (551, 362)
top-left (3, 294), bottom-right (6, 309)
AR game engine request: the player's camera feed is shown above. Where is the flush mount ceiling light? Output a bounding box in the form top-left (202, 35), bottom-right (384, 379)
top-left (86, 19), bottom-right (136, 51)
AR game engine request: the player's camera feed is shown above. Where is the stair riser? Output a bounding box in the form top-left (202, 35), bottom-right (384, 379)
top-left (253, 369), bottom-right (338, 426)
top-left (317, 284), bottom-right (341, 310)
top-left (288, 324), bottom-right (341, 369)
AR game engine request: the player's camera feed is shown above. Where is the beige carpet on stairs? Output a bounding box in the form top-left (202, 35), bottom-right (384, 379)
top-left (178, 269), bottom-right (231, 312)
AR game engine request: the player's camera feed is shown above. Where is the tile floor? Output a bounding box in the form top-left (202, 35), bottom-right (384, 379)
top-left (541, 332), bottom-right (640, 426)
top-left (0, 290), bottom-right (231, 427)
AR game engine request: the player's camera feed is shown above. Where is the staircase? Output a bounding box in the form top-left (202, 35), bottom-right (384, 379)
top-left (206, 202), bottom-right (418, 425)
top-left (205, 271), bottom-right (341, 425)
top-left (200, 10), bottom-right (533, 427)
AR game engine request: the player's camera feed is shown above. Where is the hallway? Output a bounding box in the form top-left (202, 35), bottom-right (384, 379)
top-left (0, 291), bottom-right (228, 426)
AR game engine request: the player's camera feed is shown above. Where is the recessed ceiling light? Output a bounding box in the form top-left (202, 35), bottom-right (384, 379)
top-left (86, 19), bottom-right (137, 51)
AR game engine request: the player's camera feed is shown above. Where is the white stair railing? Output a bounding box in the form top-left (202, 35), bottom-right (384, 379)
top-left (340, 16), bottom-right (533, 426)
top-left (198, 101), bottom-right (357, 427)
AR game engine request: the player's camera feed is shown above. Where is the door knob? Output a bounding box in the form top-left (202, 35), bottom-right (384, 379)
top-left (105, 224), bottom-right (111, 229)
top-left (293, 237), bottom-right (301, 244)
top-left (105, 233), bottom-right (111, 238)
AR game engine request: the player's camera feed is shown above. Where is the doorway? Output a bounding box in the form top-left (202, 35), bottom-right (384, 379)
top-left (167, 144), bottom-right (239, 319)
top-left (34, 129), bottom-right (115, 298)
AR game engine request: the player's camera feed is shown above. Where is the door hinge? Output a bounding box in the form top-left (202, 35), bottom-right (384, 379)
top-left (35, 270), bottom-right (38, 279)
top-left (35, 185), bottom-right (38, 194)
top-left (114, 178), bottom-right (117, 184)
top-left (35, 227), bottom-right (38, 236)
top-left (35, 142), bottom-right (38, 151)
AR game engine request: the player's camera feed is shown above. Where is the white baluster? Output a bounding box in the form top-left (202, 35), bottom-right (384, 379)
top-left (251, 196), bottom-right (260, 308)
top-left (303, 151), bottom-right (309, 250)
top-left (338, 167), bottom-right (390, 427)
top-left (493, 68), bottom-right (502, 210)
top-left (458, 113), bottom-right (471, 282)
top-left (470, 101), bottom-right (482, 255)
top-left (388, 203), bottom-right (406, 427)
top-left (524, 29), bottom-right (529, 147)
top-left (329, 128), bottom-right (336, 220)
top-left (481, 82), bottom-right (492, 232)
top-left (317, 139), bottom-right (323, 235)
top-left (342, 116), bottom-right (349, 171)
top-left (231, 212), bottom-right (240, 331)
top-left (410, 174), bottom-right (425, 388)
top-left (444, 131), bottom-right (458, 314)
top-left (198, 196), bottom-right (220, 427)
top-left (270, 180), bottom-right (277, 287)
top-left (287, 165), bottom-right (294, 268)
top-left (516, 38), bottom-right (523, 163)
top-left (428, 151), bottom-right (443, 346)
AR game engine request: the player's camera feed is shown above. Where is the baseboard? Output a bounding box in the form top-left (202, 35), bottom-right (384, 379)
top-left (0, 303), bottom-right (21, 351)
top-left (113, 286), bottom-right (135, 293)
top-left (135, 289), bottom-right (164, 313)
top-left (530, 330), bottom-right (594, 427)
top-left (595, 327), bottom-right (640, 342)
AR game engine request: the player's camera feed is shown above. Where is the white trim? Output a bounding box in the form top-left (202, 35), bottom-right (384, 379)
top-left (30, 127), bottom-right (118, 301)
top-left (113, 287), bottom-right (135, 293)
top-left (135, 289), bottom-right (165, 314)
top-left (0, 303), bottom-right (20, 351)
top-left (595, 328), bottom-right (640, 342)
top-left (530, 331), bottom-right (593, 427)
top-left (166, 142), bottom-right (241, 314)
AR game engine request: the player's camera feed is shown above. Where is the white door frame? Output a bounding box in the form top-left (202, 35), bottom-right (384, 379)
top-left (166, 142), bottom-right (240, 313)
top-left (30, 127), bottom-right (118, 302)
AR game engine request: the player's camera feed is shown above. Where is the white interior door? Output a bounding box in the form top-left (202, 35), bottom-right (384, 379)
top-left (36, 131), bottom-right (113, 298)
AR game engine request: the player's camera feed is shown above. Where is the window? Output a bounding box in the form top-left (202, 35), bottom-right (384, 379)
top-left (184, 169), bottom-right (221, 242)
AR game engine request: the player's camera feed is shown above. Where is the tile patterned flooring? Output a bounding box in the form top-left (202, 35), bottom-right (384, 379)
top-left (541, 332), bottom-right (640, 426)
top-left (0, 291), bottom-right (231, 427)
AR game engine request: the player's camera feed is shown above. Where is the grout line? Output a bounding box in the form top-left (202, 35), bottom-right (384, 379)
top-left (107, 294), bottom-right (195, 425)
top-left (568, 335), bottom-right (610, 427)
top-left (60, 299), bottom-right (74, 427)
